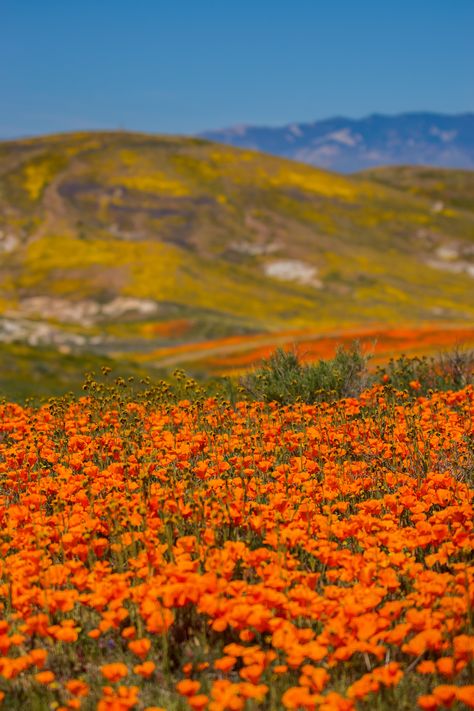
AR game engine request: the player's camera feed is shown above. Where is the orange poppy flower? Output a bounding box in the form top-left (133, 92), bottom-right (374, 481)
top-left (214, 655), bottom-right (237, 672)
top-left (436, 657), bottom-right (455, 677)
top-left (65, 679), bottom-right (90, 697)
top-left (133, 661), bottom-right (155, 678)
top-left (239, 663), bottom-right (264, 684)
top-left (456, 687), bottom-right (474, 708)
top-left (28, 648), bottom-right (48, 669)
top-left (282, 685), bottom-right (321, 709)
top-left (432, 685), bottom-right (458, 706)
top-left (128, 638), bottom-right (151, 659)
top-left (100, 663), bottom-right (129, 683)
top-left (176, 679), bottom-right (201, 697)
top-left (35, 670), bottom-right (55, 684)
top-left (418, 694), bottom-right (439, 710)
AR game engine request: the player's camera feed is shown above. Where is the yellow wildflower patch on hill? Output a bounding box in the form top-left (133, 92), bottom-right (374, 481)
top-left (22, 156), bottom-right (65, 201)
top-left (113, 171), bottom-right (191, 196)
top-left (270, 169), bottom-right (359, 200)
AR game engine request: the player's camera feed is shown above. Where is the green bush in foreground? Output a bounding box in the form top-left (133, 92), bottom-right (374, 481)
top-left (241, 343), bottom-right (370, 404)
top-left (377, 347), bottom-right (474, 394)
top-left (241, 344), bottom-right (474, 404)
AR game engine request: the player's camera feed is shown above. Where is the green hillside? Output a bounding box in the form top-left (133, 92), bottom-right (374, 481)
top-left (360, 165), bottom-right (474, 213)
top-left (0, 131), bottom-right (473, 396)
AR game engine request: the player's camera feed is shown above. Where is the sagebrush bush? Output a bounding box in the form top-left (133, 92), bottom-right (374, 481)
top-left (377, 346), bottom-right (474, 395)
top-left (242, 344), bottom-right (474, 404)
top-left (241, 342), bottom-right (370, 404)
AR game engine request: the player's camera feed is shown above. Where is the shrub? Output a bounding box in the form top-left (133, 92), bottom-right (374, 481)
top-left (241, 342), bottom-right (370, 404)
top-left (242, 344), bottom-right (474, 404)
top-left (377, 346), bottom-right (474, 395)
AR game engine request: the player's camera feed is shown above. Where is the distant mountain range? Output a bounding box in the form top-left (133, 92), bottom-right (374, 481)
top-left (200, 113), bottom-right (474, 173)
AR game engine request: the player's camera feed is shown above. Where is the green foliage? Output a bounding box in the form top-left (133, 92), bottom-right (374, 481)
top-left (242, 342), bottom-right (370, 404)
top-left (362, 165), bottom-right (474, 213)
top-left (0, 343), bottom-right (156, 402)
top-left (378, 346), bottom-right (474, 395)
top-left (1, 339), bottom-right (472, 405)
top-left (242, 344), bottom-right (474, 404)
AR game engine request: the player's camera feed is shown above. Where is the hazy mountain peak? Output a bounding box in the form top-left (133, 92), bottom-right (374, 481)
top-left (200, 112), bottom-right (474, 172)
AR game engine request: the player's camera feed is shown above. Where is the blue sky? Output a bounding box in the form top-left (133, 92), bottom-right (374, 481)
top-left (1, 0), bottom-right (473, 138)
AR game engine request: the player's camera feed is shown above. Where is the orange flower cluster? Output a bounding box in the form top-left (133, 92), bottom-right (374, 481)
top-left (0, 384), bottom-right (472, 709)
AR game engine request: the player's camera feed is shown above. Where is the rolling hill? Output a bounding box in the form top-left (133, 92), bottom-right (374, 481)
top-left (200, 112), bottom-right (474, 172)
top-left (0, 130), bottom-right (473, 395)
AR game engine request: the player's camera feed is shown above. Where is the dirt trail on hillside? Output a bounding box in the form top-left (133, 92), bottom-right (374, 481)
top-left (35, 164), bottom-right (76, 239)
top-left (149, 331), bottom-right (320, 369)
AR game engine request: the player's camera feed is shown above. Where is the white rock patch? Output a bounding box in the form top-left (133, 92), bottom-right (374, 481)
top-left (427, 259), bottom-right (474, 278)
top-left (12, 297), bottom-right (160, 326)
top-left (436, 246), bottom-right (459, 261)
top-left (101, 298), bottom-right (158, 319)
top-left (264, 260), bottom-right (322, 288)
top-left (0, 230), bottom-right (19, 253)
top-left (231, 241), bottom-right (280, 256)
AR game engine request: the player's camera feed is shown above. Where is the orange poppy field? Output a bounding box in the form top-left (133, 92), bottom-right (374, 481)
top-left (0, 382), bottom-right (473, 710)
